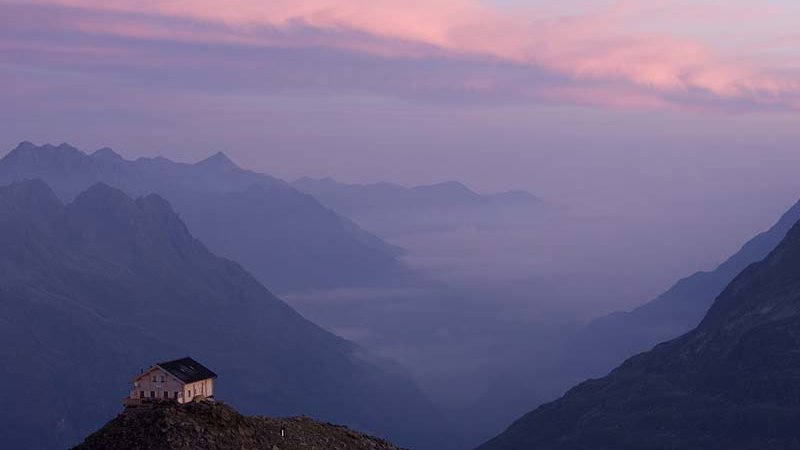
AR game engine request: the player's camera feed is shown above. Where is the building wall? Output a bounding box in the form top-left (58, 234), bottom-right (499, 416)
top-left (130, 367), bottom-right (215, 404)
top-left (182, 378), bottom-right (214, 403)
top-left (131, 367), bottom-right (185, 401)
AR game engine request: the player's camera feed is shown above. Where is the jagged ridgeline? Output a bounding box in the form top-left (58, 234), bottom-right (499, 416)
top-left (73, 401), bottom-right (404, 450)
top-left (0, 180), bottom-right (447, 450)
top-left (477, 215), bottom-right (800, 449)
top-left (0, 142), bottom-right (406, 293)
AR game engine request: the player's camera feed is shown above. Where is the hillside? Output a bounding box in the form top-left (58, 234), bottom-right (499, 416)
top-left (73, 401), bottom-right (404, 450)
top-left (0, 180), bottom-right (446, 450)
top-left (561, 197), bottom-right (800, 379)
top-left (478, 215), bottom-right (800, 449)
top-left (0, 142), bottom-right (405, 292)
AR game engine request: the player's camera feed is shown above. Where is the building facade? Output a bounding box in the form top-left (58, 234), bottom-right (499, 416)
top-left (129, 357), bottom-right (217, 404)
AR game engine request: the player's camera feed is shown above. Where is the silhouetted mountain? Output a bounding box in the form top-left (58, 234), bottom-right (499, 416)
top-left (74, 401), bottom-right (404, 450)
top-left (478, 215), bottom-right (800, 450)
top-left (0, 180), bottom-right (447, 450)
top-left (562, 198), bottom-right (800, 379)
top-left (195, 151), bottom-right (239, 171)
top-left (292, 177), bottom-right (541, 236)
top-left (0, 142), bottom-right (404, 292)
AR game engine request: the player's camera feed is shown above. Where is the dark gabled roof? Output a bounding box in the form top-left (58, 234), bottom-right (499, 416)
top-left (157, 357), bottom-right (217, 384)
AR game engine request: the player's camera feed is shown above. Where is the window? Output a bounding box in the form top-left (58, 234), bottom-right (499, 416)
top-left (150, 391), bottom-right (155, 399)
top-left (139, 391), bottom-right (145, 399)
top-left (174, 391), bottom-right (179, 399)
top-left (163, 391), bottom-right (169, 399)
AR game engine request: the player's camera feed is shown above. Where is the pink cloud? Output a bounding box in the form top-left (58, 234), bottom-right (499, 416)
top-left (9, 0), bottom-right (800, 110)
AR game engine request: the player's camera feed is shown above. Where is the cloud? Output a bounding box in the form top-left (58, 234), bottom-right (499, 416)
top-left (3, 0), bottom-right (800, 109)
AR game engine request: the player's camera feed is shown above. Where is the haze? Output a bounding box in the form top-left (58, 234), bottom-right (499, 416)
top-left (4, 1), bottom-right (800, 446)
top-left (4, 1), bottom-right (800, 305)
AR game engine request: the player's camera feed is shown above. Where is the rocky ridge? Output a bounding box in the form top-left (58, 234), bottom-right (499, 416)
top-left (73, 401), bottom-right (404, 450)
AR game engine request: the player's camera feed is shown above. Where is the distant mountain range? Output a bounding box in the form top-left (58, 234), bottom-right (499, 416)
top-left (0, 180), bottom-right (447, 450)
top-left (292, 177), bottom-right (541, 236)
top-left (478, 210), bottom-right (800, 449)
top-left (293, 177), bottom-right (539, 213)
top-left (0, 142), bottom-right (405, 293)
top-left (560, 198), bottom-right (800, 380)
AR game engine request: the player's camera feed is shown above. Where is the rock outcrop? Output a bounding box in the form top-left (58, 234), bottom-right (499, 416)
top-left (74, 401), bottom-right (404, 450)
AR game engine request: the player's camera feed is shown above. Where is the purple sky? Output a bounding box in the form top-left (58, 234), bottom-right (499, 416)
top-left (3, 0), bottom-right (800, 310)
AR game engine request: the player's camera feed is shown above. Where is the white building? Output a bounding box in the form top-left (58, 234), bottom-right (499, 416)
top-left (127, 357), bottom-right (217, 405)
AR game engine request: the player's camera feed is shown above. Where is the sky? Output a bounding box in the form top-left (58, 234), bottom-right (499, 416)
top-left (3, 0), bottom-right (800, 309)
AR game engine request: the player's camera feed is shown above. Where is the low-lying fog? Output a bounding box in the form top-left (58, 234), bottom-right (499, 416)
top-left (281, 195), bottom-right (798, 441)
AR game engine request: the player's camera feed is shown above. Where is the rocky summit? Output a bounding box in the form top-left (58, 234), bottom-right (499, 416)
top-left (73, 401), bottom-right (404, 450)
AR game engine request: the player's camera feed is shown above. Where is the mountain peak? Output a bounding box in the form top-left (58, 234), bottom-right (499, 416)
top-left (432, 180), bottom-right (471, 191)
top-left (57, 142), bottom-right (79, 151)
top-left (196, 151), bottom-right (238, 170)
top-left (67, 183), bottom-right (193, 259)
top-left (71, 182), bottom-right (137, 214)
top-left (2, 141), bottom-right (87, 167)
top-left (11, 141), bottom-right (37, 153)
top-left (91, 147), bottom-right (124, 163)
top-left (71, 183), bottom-right (176, 219)
top-left (0, 178), bottom-right (63, 215)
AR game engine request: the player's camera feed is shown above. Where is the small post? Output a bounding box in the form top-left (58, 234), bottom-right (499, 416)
top-left (280, 427), bottom-right (285, 437)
